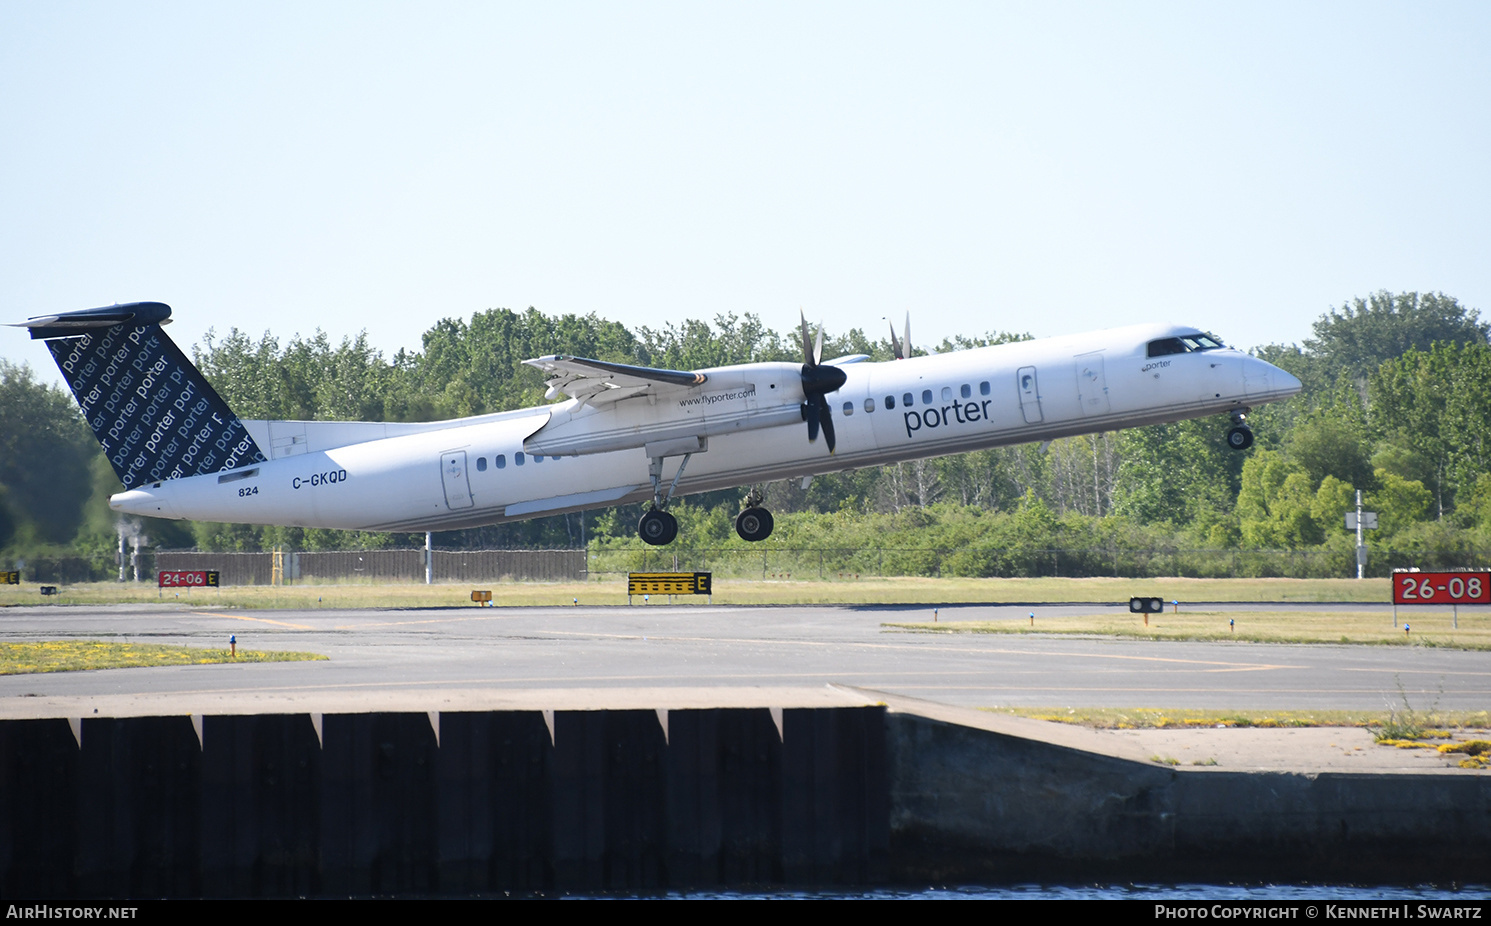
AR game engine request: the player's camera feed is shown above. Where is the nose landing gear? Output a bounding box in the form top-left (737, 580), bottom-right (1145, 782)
top-left (1226, 409), bottom-right (1254, 451)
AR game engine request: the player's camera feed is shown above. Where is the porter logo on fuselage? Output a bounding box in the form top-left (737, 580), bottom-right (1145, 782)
top-left (903, 397), bottom-right (993, 439)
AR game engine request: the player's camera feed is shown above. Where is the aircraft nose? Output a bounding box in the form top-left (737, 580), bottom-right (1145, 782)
top-left (1274, 366), bottom-right (1303, 397)
top-left (1243, 356), bottom-right (1302, 401)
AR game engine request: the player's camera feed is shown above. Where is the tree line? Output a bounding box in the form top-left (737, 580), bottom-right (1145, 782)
top-left (3, 291), bottom-right (1489, 579)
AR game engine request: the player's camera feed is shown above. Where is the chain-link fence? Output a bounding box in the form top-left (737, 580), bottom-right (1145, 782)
top-left (587, 546), bottom-right (1491, 580)
top-left (154, 548), bottom-right (587, 585)
top-left (152, 551), bottom-right (267, 585)
top-left (132, 544), bottom-right (1491, 585)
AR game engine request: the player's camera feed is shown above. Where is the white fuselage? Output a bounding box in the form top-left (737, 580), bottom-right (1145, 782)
top-left (110, 323), bottom-right (1301, 531)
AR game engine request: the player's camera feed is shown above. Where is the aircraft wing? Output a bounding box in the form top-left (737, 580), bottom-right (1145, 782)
top-left (524, 355), bottom-right (708, 405)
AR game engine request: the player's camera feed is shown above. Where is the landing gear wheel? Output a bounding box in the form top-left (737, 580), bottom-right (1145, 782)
top-left (735, 507), bottom-right (774, 542)
top-left (1226, 426), bottom-right (1254, 451)
top-left (638, 508), bottom-right (678, 546)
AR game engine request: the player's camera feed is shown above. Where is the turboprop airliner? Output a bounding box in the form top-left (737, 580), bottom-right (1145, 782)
top-left (14, 302), bottom-right (1301, 545)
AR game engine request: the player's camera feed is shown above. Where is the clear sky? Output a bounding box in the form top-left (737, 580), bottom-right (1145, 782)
top-left (3, 1), bottom-right (1488, 377)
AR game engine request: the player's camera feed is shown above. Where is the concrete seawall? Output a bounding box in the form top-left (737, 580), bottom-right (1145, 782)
top-left (1, 707), bottom-right (887, 897)
top-left (888, 708), bottom-right (1491, 884)
top-left (2, 703), bottom-right (1485, 897)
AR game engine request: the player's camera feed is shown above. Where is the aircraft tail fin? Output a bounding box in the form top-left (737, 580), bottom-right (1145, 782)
top-left (16, 302), bottom-right (267, 489)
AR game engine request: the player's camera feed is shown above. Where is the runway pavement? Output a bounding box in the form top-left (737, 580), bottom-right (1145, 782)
top-left (0, 601), bottom-right (1485, 720)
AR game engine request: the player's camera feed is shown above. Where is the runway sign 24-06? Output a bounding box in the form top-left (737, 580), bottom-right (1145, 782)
top-left (1393, 571), bottom-right (1491, 605)
top-left (158, 570), bottom-right (220, 588)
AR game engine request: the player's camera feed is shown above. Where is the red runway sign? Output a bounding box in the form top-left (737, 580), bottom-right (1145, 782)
top-left (1392, 571), bottom-right (1490, 605)
top-left (158, 570), bottom-right (220, 588)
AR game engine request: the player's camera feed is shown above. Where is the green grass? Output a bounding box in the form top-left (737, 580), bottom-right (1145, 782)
top-left (0, 640), bottom-right (327, 675)
top-left (986, 706), bottom-right (1491, 731)
top-left (1, 575), bottom-right (1393, 610)
top-left (885, 607), bottom-right (1491, 650)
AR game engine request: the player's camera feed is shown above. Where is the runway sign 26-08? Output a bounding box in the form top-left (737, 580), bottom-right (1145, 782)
top-left (1392, 571), bottom-right (1491, 605)
top-left (158, 570), bottom-right (220, 588)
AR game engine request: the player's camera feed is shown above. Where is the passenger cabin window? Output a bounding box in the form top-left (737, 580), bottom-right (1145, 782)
top-left (515, 452), bottom-right (525, 466)
top-left (1147, 333), bottom-right (1226, 357)
top-left (476, 457), bottom-right (487, 472)
top-left (960, 384), bottom-right (972, 399)
top-left (979, 381), bottom-right (991, 396)
top-left (885, 395), bottom-right (896, 409)
top-left (495, 454), bottom-right (506, 469)
top-left (864, 398), bottom-right (876, 412)
top-left (921, 389), bottom-right (933, 405)
top-left (903, 392), bottom-right (914, 407)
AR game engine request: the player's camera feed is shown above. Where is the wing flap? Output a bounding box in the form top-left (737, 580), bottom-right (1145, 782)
top-left (524, 355), bottom-right (707, 404)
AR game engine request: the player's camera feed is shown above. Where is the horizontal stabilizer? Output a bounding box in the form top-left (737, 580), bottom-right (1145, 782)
top-left (12, 302), bottom-right (172, 340)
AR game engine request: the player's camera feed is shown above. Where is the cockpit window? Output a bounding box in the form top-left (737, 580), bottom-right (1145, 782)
top-left (1147, 332), bottom-right (1225, 357)
top-left (1147, 338), bottom-right (1187, 357)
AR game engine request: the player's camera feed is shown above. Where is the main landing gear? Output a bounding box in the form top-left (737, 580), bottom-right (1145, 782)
top-left (638, 508), bottom-right (678, 545)
top-left (735, 486), bottom-right (774, 542)
top-left (635, 479), bottom-right (778, 546)
top-left (637, 451), bottom-right (692, 546)
top-left (1226, 409), bottom-right (1255, 451)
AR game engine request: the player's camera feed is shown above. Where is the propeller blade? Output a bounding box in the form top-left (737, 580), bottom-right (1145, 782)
top-left (818, 398), bottom-right (837, 453)
top-left (889, 313), bottom-right (911, 360)
top-left (795, 313), bottom-right (845, 453)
